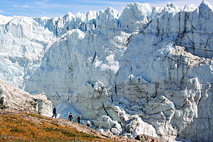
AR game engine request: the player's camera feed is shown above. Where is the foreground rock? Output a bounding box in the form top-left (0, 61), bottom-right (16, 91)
top-left (135, 134), bottom-right (163, 142)
top-left (0, 79), bottom-right (52, 117)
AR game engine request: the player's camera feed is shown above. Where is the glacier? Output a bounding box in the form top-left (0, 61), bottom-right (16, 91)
top-left (0, 1), bottom-right (212, 141)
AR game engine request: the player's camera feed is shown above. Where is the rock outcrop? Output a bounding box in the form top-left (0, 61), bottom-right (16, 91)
top-left (0, 79), bottom-right (52, 117)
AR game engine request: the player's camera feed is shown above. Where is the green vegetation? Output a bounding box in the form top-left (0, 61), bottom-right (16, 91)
top-left (10, 127), bottom-right (26, 133)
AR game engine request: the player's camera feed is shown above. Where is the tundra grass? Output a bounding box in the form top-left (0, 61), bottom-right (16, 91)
top-left (0, 113), bottom-right (108, 142)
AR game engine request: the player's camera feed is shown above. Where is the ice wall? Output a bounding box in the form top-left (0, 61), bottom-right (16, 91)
top-left (0, 1), bottom-right (212, 141)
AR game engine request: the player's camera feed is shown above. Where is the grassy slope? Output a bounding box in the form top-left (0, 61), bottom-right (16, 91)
top-left (0, 111), bottom-right (110, 142)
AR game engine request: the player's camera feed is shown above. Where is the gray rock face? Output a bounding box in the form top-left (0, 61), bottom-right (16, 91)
top-left (0, 79), bottom-right (52, 117)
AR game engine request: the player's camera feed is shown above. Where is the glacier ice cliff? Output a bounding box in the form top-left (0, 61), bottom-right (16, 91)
top-left (0, 0), bottom-right (212, 141)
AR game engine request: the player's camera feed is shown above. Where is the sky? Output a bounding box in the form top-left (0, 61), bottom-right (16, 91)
top-left (0, 0), bottom-right (212, 18)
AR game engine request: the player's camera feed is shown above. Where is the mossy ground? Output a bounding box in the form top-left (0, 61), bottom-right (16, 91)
top-left (0, 112), bottom-right (109, 142)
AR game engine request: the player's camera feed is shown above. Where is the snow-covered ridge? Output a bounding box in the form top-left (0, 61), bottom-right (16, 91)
top-left (0, 1), bottom-right (212, 141)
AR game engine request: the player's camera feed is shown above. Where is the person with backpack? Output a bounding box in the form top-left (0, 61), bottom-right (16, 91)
top-left (69, 113), bottom-right (73, 121)
top-left (87, 119), bottom-right (91, 127)
top-left (77, 115), bottom-right (81, 123)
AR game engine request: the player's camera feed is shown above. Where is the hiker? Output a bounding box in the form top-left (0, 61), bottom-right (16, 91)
top-left (87, 119), bottom-right (91, 127)
top-left (52, 106), bottom-right (57, 118)
top-left (69, 113), bottom-right (73, 121)
top-left (77, 115), bottom-right (81, 123)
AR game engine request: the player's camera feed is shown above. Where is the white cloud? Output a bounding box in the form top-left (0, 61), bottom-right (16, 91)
top-left (13, 4), bottom-right (30, 9)
top-left (0, 10), bottom-right (4, 13)
top-left (1, 0), bottom-right (211, 18)
top-left (35, 0), bottom-right (49, 5)
top-left (77, 0), bottom-right (129, 5)
top-left (148, 0), bottom-right (203, 8)
top-left (73, 0), bottom-right (205, 14)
